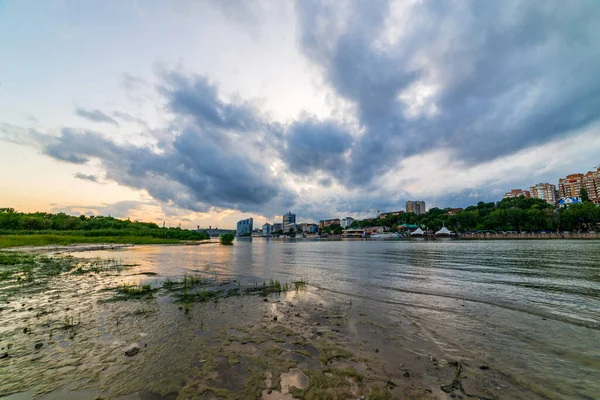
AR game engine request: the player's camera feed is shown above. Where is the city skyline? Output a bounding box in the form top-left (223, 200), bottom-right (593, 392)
top-left (1, 1), bottom-right (600, 229)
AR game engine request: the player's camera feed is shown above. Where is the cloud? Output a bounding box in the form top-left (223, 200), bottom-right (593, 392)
top-left (75, 107), bottom-right (120, 126)
top-left (283, 119), bottom-right (353, 179)
top-left (3, 1), bottom-right (600, 225)
top-left (294, 0), bottom-right (600, 185)
top-left (52, 200), bottom-right (145, 219)
top-left (159, 71), bottom-right (261, 132)
top-left (26, 72), bottom-right (296, 216)
top-left (73, 172), bottom-right (99, 182)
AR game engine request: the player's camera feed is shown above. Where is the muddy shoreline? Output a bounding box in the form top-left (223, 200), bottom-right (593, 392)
top-left (0, 247), bottom-right (553, 399)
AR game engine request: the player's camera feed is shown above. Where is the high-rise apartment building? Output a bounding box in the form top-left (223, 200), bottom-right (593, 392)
top-left (503, 189), bottom-right (531, 199)
top-left (272, 223), bottom-right (283, 232)
top-left (406, 201), bottom-right (426, 215)
top-left (236, 218), bottom-right (253, 236)
top-left (262, 223), bottom-right (273, 235)
top-left (529, 183), bottom-right (557, 205)
top-left (558, 174), bottom-right (584, 199)
top-left (282, 211), bottom-right (296, 233)
top-left (583, 168), bottom-right (600, 204)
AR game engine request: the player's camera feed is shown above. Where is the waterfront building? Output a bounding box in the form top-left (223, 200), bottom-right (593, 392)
top-left (282, 211), bottom-right (296, 233)
top-left (530, 183), bottom-right (557, 205)
top-left (262, 223), bottom-right (273, 235)
top-left (406, 201), bottom-right (426, 214)
top-left (198, 226), bottom-right (236, 238)
top-left (288, 223), bottom-right (297, 232)
top-left (298, 223), bottom-right (318, 233)
top-left (378, 211), bottom-right (403, 220)
top-left (272, 223), bottom-right (283, 232)
top-left (583, 167), bottom-right (600, 204)
top-left (319, 218), bottom-right (341, 229)
top-left (341, 217), bottom-right (355, 228)
top-left (236, 218), bottom-right (253, 236)
top-left (503, 189), bottom-right (531, 199)
top-left (559, 173), bottom-right (584, 199)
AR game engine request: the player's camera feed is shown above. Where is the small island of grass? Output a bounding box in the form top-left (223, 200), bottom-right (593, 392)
top-left (219, 233), bottom-right (235, 245)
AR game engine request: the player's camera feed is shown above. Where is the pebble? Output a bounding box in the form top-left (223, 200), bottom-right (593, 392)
top-left (403, 371), bottom-right (410, 378)
top-left (125, 347), bottom-right (140, 357)
top-left (35, 343), bottom-right (43, 350)
top-left (0, 353), bottom-right (9, 359)
top-left (479, 365), bottom-right (490, 370)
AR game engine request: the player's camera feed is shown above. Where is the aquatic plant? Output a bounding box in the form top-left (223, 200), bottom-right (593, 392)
top-left (119, 283), bottom-right (153, 296)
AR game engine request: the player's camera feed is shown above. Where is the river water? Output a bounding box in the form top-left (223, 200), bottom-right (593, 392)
top-left (3, 239), bottom-right (599, 399)
top-left (79, 238), bottom-right (600, 399)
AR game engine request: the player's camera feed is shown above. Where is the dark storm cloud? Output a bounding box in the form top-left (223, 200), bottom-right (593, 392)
top-left (283, 119), bottom-right (352, 177)
top-left (73, 172), bottom-right (99, 182)
top-left (75, 107), bottom-right (120, 126)
top-left (39, 72), bottom-right (294, 214)
top-left (294, 0), bottom-right (600, 185)
top-left (159, 71), bottom-right (260, 132)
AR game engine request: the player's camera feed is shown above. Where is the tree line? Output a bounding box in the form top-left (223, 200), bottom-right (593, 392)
top-left (350, 197), bottom-right (600, 232)
top-left (0, 208), bottom-right (209, 240)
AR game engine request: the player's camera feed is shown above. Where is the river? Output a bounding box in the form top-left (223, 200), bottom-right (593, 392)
top-left (2, 239), bottom-right (599, 399)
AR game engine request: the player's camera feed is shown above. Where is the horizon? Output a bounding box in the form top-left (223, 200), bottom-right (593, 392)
top-left (1, 1), bottom-right (600, 230)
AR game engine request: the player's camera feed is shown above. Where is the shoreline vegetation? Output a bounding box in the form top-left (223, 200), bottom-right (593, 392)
top-left (349, 197), bottom-right (600, 233)
top-left (0, 208), bottom-right (210, 249)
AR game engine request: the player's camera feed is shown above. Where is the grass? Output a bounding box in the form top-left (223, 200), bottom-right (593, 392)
top-left (0, 252), bottom-right (36, 265)
top-left (0, 234), bottom-right (202, 249)
top-left (118, 283), bottom-right (154, 297)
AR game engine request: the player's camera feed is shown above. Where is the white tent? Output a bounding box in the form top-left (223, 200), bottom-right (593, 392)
top-left (410, 227), bottom-right (424, 236)
top-left (435, 226), bottom-right (453, 236)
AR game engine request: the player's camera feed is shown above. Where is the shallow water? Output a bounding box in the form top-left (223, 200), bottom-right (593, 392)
top-left (2, 239), bottom-right (600, 399)
top-left (74, 239), bottom-right (600, 399)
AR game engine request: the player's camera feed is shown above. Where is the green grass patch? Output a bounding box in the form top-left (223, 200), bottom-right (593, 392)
top-left (0, 234), bottom-right (202, 249)
top-left (0, 251), bottom-right (35, 265)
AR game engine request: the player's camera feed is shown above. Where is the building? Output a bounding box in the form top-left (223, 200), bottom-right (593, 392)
top-left (262, 223), bottom-right (273, 235)
top-left (298, 223), bottom-right (318, 233)
top-left (406, 201), bottom-right (426, 215)
top-left (379, 211), bottom-right (403, 220)
top-left (530, 183), bottom-right (557, 205)
top-left (559, 174), bottom-right (584, 199)
top-left (445, 208), bottom-right (463, 216)
top-left (198, 226), bottom-right (235, 238)
top-left (503, 189), bottom-right (531, 199)
top-left (319, 219), bottom-right (341, 229)
top-left (583, 167), bottom-right (600, 204)
top-left (557, 197), bottom-right (582, 208)
top-left (282, 211), bottom-right (296, 233)
top-left (272, 223), bottom-right (283, 232)
top-left (236, 218), bottom-right (253, 236)
top-left (341, 217), bottom-right (355, 228)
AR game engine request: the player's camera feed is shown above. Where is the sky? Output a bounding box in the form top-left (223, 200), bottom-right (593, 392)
top-left (1, 0), bottom-right (600, 229)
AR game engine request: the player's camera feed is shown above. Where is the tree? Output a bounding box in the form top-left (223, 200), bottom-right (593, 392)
top-left (220, 233), bottom-right (235, 245)
top-left (580, 188), bottom-right (590, 203)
